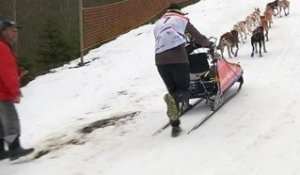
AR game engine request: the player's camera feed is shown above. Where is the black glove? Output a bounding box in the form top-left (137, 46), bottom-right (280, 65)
top-left (207, 42), bottom-right (215, 55)
top-left (208, 41), bottom-right (216, 49)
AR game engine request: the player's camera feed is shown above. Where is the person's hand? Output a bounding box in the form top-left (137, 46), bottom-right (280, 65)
top-left (13, 95), bottom-right (21, 103)
top-left (19, 68), bottom-right (28, 78)
top-left (206, 42), bottom-right (214, 55)
top-left (208, 41), bottom-right (216, 49)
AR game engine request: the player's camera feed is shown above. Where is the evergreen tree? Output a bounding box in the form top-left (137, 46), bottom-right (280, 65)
top-left (38, 18), bottom-right (73, 69)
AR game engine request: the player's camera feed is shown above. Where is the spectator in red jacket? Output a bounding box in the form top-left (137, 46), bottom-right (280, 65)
top-left (0, 20), bottom-right (34, 161)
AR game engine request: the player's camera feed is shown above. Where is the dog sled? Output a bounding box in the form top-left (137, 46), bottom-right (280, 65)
top-left (186, 37), bottom-right (243, 111)
top-left (153, 37), bottom-right (244, 136)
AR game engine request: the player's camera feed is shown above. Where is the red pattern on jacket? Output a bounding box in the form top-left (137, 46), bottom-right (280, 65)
top-left (0, 38), bottom-right (20, 101)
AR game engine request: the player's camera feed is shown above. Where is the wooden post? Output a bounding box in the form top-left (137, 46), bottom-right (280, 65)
top-left (13, 0), bottom-right (17, 21)
top-left (13, 0), bottom-right (19, 54)
top-left (79, 0), bottom-right (84, 66)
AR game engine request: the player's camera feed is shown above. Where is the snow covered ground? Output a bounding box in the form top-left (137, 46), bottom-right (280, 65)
top-left (1, 0), bottom-right (300, 174)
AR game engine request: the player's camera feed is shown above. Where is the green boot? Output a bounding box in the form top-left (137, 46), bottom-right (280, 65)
top-left (164, 94), bottom-right (180, 126)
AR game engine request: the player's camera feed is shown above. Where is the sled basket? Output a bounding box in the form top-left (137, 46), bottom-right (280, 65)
top-left (188, 53), bottom-right (210, 73)
top-left (190, 80), bottom-right (218, 98)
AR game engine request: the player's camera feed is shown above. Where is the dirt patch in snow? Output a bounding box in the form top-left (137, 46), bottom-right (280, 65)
top-left (30, 111), bottom-right (140, 160)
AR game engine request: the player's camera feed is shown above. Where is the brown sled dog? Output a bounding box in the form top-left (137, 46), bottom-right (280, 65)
top-left (264, 6), bottom-right (274, 28)
top-left (278, 0), bottom-right (290, 17)
top-left (217, 30), bottom-right (239, 58)
top-left (266, 0), bottom-right (279, 16)
top-left (233, 21), bottom-right (247, 43)
top-left (260, 16), bottom-right (270, 41)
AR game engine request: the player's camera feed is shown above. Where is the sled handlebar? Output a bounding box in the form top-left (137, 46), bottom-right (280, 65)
top-left (208, 36), bottom-right (218, 43)
top-left (207, 37), bottom-right (218, 58)
top-left (185, 36), bottom-right (220, 61)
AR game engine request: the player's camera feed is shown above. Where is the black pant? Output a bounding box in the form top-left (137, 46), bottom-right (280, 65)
top-left (157, 63), bottom-right (190, 103)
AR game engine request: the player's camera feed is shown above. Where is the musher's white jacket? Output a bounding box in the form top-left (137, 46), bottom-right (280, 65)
top-left (154, 12), bottom-right (210, 65)
top-left (154, 12), bottom-right (189, 54)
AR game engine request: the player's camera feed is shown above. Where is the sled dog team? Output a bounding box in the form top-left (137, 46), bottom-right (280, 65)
top-left (217, 0), bottom-right (290, 58)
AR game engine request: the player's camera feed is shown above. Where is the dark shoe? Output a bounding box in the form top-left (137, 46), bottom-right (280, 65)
top-left (170, 119), bottom-right (180, 127)
top-left (0, 151), bottom-right (9, 161)
top-left (0, 138), bottom-right (4, 152)
top-left (0, 138), bottom-right (8, 161)
top-left (8, 137), bottom-right (34, 161)
top-left (8, 137), bottom-right (21, 150)
top-left (171, 126), bottom-right (182, 137)
top-left (8, 147), bottom-right (34, 161)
